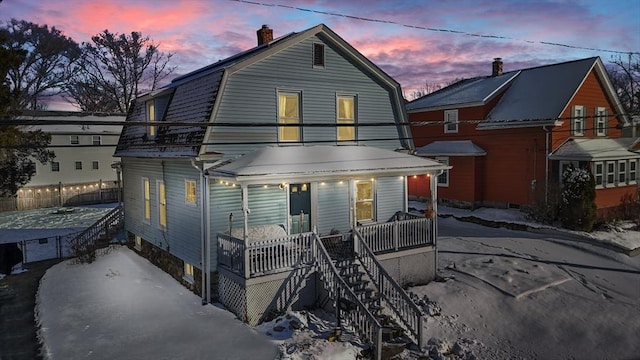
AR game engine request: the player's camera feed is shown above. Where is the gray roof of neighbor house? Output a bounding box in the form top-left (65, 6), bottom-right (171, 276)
top-left (415, 140), bottom-right (486, 157)
top-left (18, 110), bottom-right (125, 135)
top-left (115, 23), bottom-right (407, 158)
top-left (549, 138), bottom-right (640, 161)
top-left (407, 57), bottom-right (629, 130)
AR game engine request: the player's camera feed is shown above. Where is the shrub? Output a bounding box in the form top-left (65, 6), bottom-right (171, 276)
top-left (559, 166), bottom-right (597, 232)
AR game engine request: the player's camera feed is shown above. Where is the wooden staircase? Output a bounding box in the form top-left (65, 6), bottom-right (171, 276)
top-left (68, 205), bottom-right (124, 262)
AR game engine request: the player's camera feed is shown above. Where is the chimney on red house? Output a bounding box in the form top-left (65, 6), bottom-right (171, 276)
top-left (492, 58), bottom-right (503, 76)
top-left (257, 25), bottom-right (273, 46)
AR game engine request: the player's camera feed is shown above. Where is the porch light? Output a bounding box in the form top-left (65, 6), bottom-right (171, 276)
top-left (338, 181), bottom-right (343, 184)
top-left (370, 178), bottom-right (375, 181)
top-left (231, 183), bottom-right (236, 187)
top-left (28, 189), bottom-right (32, 192)
top-left (18, 189), bottom-right (22, 193)
top-left (413, 175), bottom-right (417, 179)
top-left (46, 188), bottom-right (50, 192)
top-left (76, 187), bottom-right (80, 190)
top-left (263, 185), bottom-right (268, 188)
top-left (427, 174), bottom-right (431, 177)
top-left (320, 182), bottom-right (326, 185)
top-left (37, 189), bottom-right (41, 193)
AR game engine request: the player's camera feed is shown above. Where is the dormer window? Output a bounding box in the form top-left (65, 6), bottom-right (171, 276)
top-left (595, 107), bottom-right (608, 136)
top-left (313, 43), bottom-right (325, 68)
top-left (444, 109), bottom-right (458, 133)
top-left (146, 100), bottom-right (156, 138)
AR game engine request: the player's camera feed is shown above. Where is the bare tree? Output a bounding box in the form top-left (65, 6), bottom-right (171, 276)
top-left (608, 54), bottom-right (639, 117)
top-left (67, 30), bottom-right (176, 113)
top-left (2, 19), bottom-right (80, 110)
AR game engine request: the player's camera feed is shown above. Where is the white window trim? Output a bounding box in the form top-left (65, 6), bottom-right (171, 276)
top-left (143, 177), bottom-right (151, 224)
top-left (157, 180), bottom-right (167, 229)
top-left (629, 159), bottom-right (638, 185)
top-left (92, 135), bottom-right (102, 145)
top-left (74, 161), bottom-right (83, 170)
top-left (277, 90), bottom-right (302, 143)
top-left (572, 105), bottom-right (585, 136)
top-left (593, 162), bottom-right (604, 189)
top-left (51, 161), bottom-right (60, 172)
top-left (618, 160), bottom-right (627, 185)
top-left (605, 161), bottom-right (616, 187)
top-left (70, 135), bottom-right (79, 145)
top-left (595, 107), bottom-right (608, 136)
top-left (91, 161), bottom-right (99, 170)
top-left (183, 262), bottom-right (195, 284)
top-left (336, 93), bottom-right (357, 142)
top-left (354, 179), bottom-right (376, 223)
top-left (185, 179), bottom-right (197, 206)
top-left (436, 156), bottom-right (450, 187)
top-left (444, 109), bottom-right (458, 134)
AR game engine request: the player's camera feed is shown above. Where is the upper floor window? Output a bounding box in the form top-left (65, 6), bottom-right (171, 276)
top-left (158, 180), bottom-right (167, 228)
top-left (278, 91), bottom-right (301, 142)
top-left (355, 179), bottom-right (374, 222)
top-left (92, 161), bottom-right (99, 170)
top-left (436, 157), bottom-right (449, 186)
top-left (146, 100), bottom-right (156, 138)
top-left (313, 43), bottom-right (325, 68)
top-left (51, 161), bottom-right (60, 172)
top-left (594, 107), bottom-right (608, 136)
top-left (75, 161), bottom-right (83, 170)
top-left (572, 105), bottom-right (585, 136)
top-left (185, 179), bottom-right (197, 205)
top-left (70, 135), bottom-right (79, 145)
top-left (444, 110), bottom-right (458, 133)
top-left (92, 135), bottom-right (102, 145)
top-left (337, 95), bottom-right (356, 141)
top-left (143, 178), bottom-right (151, 222)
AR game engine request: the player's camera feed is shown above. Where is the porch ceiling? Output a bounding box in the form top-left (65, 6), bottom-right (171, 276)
top-left (207, 145), bottom-right (450, 184)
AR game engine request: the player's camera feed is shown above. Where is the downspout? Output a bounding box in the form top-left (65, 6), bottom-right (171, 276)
top-left (191, 159), bottom-right (208, 305)
top-left (543, 126), bottom-right (550, 203)
top-left (430, 170), bottom-right (443, 274)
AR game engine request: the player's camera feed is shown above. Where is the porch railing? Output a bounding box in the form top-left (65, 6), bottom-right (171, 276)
top-left (353, 228), bottom-right (424, 348)
top-left (357, 212), bottom-right (432, 253)
top-left (218, 232), bottom-right (315, 278)
top-left (311, 233), bottom-right (383, 360)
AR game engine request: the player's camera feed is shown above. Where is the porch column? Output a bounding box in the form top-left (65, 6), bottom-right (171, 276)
top-left (241, 184), bottom-right (250, 279)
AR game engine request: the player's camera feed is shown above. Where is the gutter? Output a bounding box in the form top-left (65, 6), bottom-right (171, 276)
top-left (543, 126), bottom-right (550, 203)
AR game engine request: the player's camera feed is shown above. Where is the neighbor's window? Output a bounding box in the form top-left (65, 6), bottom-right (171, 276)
top-left (606, 161), bottom-right (615, 186)
top-left (185, 179), bottom-right (197, 205)
top-left (630, 160), bottom-right (637, 184)
top-left (313, 43), bottom-right (325, 68)
top-left (559, 161), bottom-right (579, 183)
top-left (572, 105), bottom-right (585, 136)
top-left (184, 262), bottom-right (194, 283)
top-left (158, 180), bottom-right (167, 228)
top-left (337, 95), bottom-right (356, 141)
top-left (593, 162), bottom-right (604, 188)
top-left (444, 109), bottom-right (458, 133)
top-left (355, 180), bottom-right (374, 221)
top-left (70, 135), bottom-right (79, 145)
top-left (278, 91), bottom-right (301, 142)
top-left (143, 178), bottom-right (151, 222)
top-left (75, 161), bottom-right (83, 170)
top-left (147, 100), bottom-right (156, 138)
top-left (618, 160), bottom-right (627, 184)
top-left (92, 135), bottom-right (101, 145)
top-left (92, 161), bottom-right (99, 170)
top-left (51, 162), bottom-right (60, 172)
top-left (436, 157), bottom-right (449, 186)
top-left (595, 107), bottom-right (608, 136)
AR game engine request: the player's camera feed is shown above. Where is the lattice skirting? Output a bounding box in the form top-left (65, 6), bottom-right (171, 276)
top-left (218, 272), bottom-right (247, 322)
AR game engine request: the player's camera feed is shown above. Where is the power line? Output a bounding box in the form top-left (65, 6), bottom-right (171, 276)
top-left (230, 0), bottom-right (639, 56)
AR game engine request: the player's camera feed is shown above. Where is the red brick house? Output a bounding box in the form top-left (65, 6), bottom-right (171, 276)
top-left (407, 57), bottom-right (639, 216)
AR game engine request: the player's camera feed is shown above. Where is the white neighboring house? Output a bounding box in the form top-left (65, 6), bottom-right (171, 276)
top-left (20, 110), bottom-right (125, 187)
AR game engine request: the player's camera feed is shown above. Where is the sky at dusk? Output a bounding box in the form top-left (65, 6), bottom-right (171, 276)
top-left (1, 0), bottom-right (639, 109)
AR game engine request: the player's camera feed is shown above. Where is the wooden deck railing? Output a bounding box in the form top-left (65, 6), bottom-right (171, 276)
top-left (357, 213), bottom-right (432, 253)
top-left (218, 232), bottom-right (315, 278)
top-left (353, 228), bottom-right (425, 348)
top-left (311, 233), bottom-right (383, 360)
top-left (68, 205), bottom-right (124, 261)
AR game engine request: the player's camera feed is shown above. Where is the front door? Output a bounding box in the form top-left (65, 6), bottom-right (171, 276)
top-left (289, 183), bottom-right (311, 233)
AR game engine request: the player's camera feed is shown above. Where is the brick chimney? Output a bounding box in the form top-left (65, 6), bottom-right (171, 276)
top-left (492, 58), bottom-right (503, 76)
top-left (257, 25), bottom-right (273, 46)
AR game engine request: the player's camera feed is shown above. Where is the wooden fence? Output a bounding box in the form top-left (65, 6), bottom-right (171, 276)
top-left (0, 181), bottom-right (121, 212)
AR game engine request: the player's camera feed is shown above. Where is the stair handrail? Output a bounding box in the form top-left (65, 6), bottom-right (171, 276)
top-left (353, 228), bottom-right (425, 348)
top-left (311, 232), bottom-right (383, 360)
top-left (69, 205), bottom-right (124, 251)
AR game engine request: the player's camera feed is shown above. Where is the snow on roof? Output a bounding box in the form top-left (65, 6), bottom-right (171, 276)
top-left (415, 140), bottom-right (486, 157)
top-left (19, 112), bottom-right (125, 135)
top-left (480, 58), bottom-right (598, 128)
top-left (406, 72), bottom-right (518, 111)
top-left (208, 145), bottom-right (449, 184)
top-left (549, 138), bottom-right (640, 161)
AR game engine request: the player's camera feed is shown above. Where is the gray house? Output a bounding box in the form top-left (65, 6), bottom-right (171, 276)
top-left (115, 24), bottom-right (447, 356)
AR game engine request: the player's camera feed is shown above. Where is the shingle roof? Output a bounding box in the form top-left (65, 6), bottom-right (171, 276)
top-left (549, 138), bottom-right (640, 161)
top-left (415, 140), bottom-right (486, 156)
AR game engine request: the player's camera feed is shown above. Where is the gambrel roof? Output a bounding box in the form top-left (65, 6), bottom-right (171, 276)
top-left (406, 57), bottom-right (630, 130)
top-left (115, 24), bottom-right (408, 158)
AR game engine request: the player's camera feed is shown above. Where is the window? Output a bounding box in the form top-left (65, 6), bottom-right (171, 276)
top-left (630, 160), bottom-right (637, 184)
top-left (278, 91), bottom-right (301, 142)
top-left (595, 107), bottom-right (608, 136)
top-left (313, 43), bottom-right (325, 68)
top-left (70, 135), bottom-right (79, 145)
top-left (337, 95), bottom-right (356, 141)
top-left (606, 161), bottom-right (616, 186)
top-left (184, 262), bottom-right (194, 283)
top-left (147, 100), bottom-right (156, 138)
top-left (134, 235), bottom-right (142, 250)
top-left (92, 161), bottom-right (99, 170)
top-left (51, 162), bottom-right (60, 172)
top-left (593, 162), bottom-right (604, 188)
top-left (436, 157), bottom-right (449, 186)
top-left (618, 160), bottom-right (627, 184)
top-left (572, 105), bottom-right (585, 136)
top-left (355, 180), bottom-right (374, 221)
top-left (143, 178), bottom-right (151, 222)
top-left (185, 179), bottom-right (197, 205)
top-left (158, 180), bottom-right (167, 228)
top-left (559, 161), bottom-right (579, 183)
top-left (444, 110), bottom-right (458, 133)
top-left (75, 161), bottom-right (83, 170)
top-left (92, 135), bottom-right (101, 145)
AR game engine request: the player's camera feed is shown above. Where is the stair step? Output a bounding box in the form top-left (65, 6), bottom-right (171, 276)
top-left (345, 279), bottom-right (369, 290)
top-left (354, 287), bottom-right (374, 298)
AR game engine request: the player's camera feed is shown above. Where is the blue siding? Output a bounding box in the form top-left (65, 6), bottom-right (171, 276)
top-left (248, 185), bottom-right (288, 227)
top-left (208, 35), bottom-right (403, 157)
top-left (210, 182), bottom-right (242, 269)
top-left (122, 158), bottom-right (202, 268)
top-left (317, 181), bottom-right (350, 234)
top-left (376, 176), bottom-right (406, 222)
